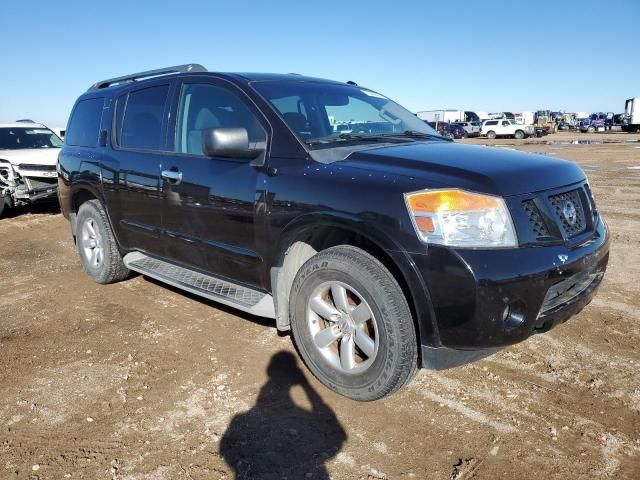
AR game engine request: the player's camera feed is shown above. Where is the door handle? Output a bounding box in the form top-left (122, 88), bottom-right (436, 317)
top-left (161, 169), bottom-right (183, 185)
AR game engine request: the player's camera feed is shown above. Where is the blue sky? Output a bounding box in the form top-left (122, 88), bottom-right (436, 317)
top-left (1, 0), bottom-right (638, 127)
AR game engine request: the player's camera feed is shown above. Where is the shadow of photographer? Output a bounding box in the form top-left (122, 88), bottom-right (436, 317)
top-left (220, 351), bottom-right (346, 479)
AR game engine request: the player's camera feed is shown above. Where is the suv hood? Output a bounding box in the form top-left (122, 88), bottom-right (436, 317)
top-left (0, 148), bottom-right (60, 166)
top-left (344, 141), bottom-right (585, 197)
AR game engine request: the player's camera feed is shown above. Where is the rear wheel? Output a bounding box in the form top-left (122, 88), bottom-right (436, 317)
top-left (487, 130), bottom-right (497, 139)
top-left (289, 245), bottom-right (417, 401)
top-left (514, 130), bottom-right (525, 140)
top-left (76, 200), bottom-right (129, 284)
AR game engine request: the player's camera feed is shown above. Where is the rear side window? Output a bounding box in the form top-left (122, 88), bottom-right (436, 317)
top-left (486, 120), bottom-right (498, 126)
top-left (66, 97), bottom-right (103, 147)
top-left (120, 85), bottom-right (169, 150)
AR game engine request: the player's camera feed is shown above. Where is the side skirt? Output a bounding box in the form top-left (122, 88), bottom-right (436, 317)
top-left (123, 251), bottom-right (275, 319)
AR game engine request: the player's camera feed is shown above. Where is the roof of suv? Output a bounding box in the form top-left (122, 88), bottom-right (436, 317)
top-left (225, 72), bottom-right (344, 83)
top-left (86, 64), bottom-right (348, 95)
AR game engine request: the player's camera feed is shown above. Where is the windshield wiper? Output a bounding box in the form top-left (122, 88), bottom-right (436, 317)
top-left (306, 133), bottom-right (393, 146)
top-left (380, 131), bottom-right (452, 141)
top-left (306, 130), bottom-right (451, 146)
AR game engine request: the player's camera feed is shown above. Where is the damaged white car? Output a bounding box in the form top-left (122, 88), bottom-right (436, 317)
top-left (0, 123), bottom-right (62, 217)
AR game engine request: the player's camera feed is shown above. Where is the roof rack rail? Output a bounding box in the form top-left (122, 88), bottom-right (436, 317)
top-left (87, 63), bottom-right (207, 91)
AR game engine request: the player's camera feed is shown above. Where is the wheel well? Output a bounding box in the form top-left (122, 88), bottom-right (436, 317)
top-left (72, 188), bottom-right (97, 214)
top-left (69, 189), bottom-right (99, 241)
top-left (271, 226), bottom-right (417, 340)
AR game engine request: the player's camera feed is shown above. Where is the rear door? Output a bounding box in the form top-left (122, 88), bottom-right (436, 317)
top-left (160, 77), bottom-right (271, 288)
top-left (103, 80), bottom-right (173, 256)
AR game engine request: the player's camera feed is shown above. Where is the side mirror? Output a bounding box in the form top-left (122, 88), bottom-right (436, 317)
top-left (202, 127), bottom-right (263, 160)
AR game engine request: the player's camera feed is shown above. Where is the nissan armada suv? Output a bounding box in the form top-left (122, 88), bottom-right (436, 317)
top-left (58, 64), bottom-right (609, 401)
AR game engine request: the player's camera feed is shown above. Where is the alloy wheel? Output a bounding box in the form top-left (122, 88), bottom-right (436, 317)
top-left (81, 218), bottom-right (104, 268)
top-left (306, 281), bottom-right (379, 374)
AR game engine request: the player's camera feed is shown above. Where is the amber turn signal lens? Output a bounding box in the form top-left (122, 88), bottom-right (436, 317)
top-left (407, 189), bottom-right (499, 213)
top-left (415, 216), bottom-right (435, 233)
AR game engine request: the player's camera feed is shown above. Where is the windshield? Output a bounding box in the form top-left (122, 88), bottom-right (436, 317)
top-left (252, 81), bottom-right (438, 144)
top-left (0, 127), bottom-right (63, 150)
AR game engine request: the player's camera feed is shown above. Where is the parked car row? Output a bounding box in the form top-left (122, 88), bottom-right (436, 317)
top-left (418, 101), bottom-right (640, 140)
top-left (426, 121), bottom-right (481, 139)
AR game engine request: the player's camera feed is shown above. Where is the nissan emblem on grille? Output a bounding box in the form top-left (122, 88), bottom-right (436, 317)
top-left (562, 200), bottom-right (577, 225)
top-left (549, 188), bottom-right (587, 237)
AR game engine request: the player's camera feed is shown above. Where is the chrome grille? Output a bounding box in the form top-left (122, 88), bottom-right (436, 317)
top-left (548, 189), bottom-right (587, 237)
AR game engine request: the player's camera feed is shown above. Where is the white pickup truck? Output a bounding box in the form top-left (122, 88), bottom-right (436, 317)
top-left (481, 119), bottom-right (534, 139)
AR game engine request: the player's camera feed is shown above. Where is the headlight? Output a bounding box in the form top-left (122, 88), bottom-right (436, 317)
top-left (404, 189), bottom-right (517, 248)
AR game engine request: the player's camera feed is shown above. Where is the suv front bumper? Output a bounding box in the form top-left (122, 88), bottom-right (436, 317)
top-left (407, 218), bottom-right (609, 369)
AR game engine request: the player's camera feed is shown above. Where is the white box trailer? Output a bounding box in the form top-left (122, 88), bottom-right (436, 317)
top-left (417, 110), bottom-right (465, 123)
top-left (514, 112), bottom-right (534, 125)
top-left (623, 97), bottom-right (640, 132)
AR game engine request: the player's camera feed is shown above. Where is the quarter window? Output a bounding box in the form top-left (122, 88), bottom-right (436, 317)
top-left (175, 83), bottom-right (266, 155)
top-left (120, 85), bottom-right (169, 151)
top-left (66, 97), bottom-right (104, 147)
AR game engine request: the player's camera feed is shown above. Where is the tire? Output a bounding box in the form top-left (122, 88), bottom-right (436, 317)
top-left (514, 130), bottom-right (524, 140)
top-left (76, 199), bottom-right (129, 284)
top-left (587, 126), bottom-right (595, 133)
top-left (487, 130), bottom-right (497, 139)
top-left (289, 245), bottom-right (417, 401)
top-left (0, 195), bottom-right (6, 218)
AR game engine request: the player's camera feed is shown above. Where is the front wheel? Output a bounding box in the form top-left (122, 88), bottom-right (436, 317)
top-left (487, 130), bottom-right (497, 139)
top-left (290, 245), bottom-right (417, 401)
top-left (514, 130), bottom-right (524, 140)
top-left (587, 126), bottom-right (595, 133)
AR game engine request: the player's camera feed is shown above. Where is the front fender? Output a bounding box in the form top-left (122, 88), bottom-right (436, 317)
top-left (271, 211), bottom-right (441, 351)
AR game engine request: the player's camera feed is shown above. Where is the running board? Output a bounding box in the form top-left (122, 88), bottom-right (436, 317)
top-left (123, 252), bottom-right (275, 318)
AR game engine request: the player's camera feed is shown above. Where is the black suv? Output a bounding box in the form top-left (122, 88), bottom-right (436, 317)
top-left (58, 64), bottom-right (609, 401)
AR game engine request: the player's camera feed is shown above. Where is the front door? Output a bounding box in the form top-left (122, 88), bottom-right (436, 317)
top-left (160, 78), bottom-right (270, 289)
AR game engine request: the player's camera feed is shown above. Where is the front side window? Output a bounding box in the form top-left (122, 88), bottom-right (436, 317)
top-left (0, 127), bottom-right (63, 150)
top-left (253, 81), bottom-right (437, 144)
top-left (66, 97), bottom-right (103, 147)
top-left (175, 83), bottom-right (266, 155)
top-left (120, 85), bottom-right (169, 151)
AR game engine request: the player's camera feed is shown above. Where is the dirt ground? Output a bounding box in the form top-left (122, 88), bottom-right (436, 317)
top-left (0, 131), bottom-right (638, 479)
